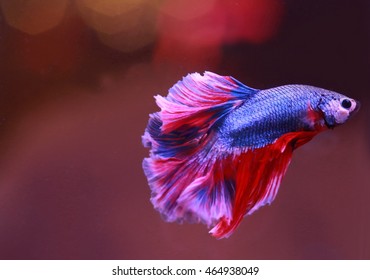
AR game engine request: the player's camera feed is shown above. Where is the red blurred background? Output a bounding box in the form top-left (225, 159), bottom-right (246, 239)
top-left (0, 0), bottom-right (369, 259)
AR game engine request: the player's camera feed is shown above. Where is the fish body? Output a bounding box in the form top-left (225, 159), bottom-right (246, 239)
top-left (218, 85), bottom-right (348, 150)
top-left (142, 71), bottom-right (359, 238)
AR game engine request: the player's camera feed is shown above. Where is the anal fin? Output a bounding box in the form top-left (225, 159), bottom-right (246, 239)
top-left (210, 130), bottom-right (319, 239)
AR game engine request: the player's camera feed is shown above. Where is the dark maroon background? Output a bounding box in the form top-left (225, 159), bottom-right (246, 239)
top-left (0, 0), bottom-right (369, 259)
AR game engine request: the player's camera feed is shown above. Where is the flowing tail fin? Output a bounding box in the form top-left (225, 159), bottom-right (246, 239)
top-left (142, 72), bottom-right (256, 227)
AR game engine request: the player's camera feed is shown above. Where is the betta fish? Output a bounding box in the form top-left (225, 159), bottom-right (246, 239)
top-left (142, 71), bottom-right (359, 239)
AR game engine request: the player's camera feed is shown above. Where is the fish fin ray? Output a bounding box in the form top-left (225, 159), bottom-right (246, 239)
top-left (143, 146), bottom-right (236, 227)
top-left (210, 131), bottom-right (318, 239)
top-left (156, 71), bottom-right (258, 134)
top-left (142, 72), bottom-right (259, 227)
top-left (143, 72), bottom-right (258, 159)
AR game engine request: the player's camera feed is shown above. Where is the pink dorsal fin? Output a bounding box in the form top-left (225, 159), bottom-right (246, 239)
top-left (155, 71), bottom-right (257, 134)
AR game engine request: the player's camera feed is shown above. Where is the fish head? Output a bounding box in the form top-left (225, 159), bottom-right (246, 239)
top-left (316, 89), bottom-right (360, 128)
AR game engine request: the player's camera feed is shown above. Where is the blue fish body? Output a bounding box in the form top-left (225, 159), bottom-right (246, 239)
top-left (217, 85), bottom-right (345, 149)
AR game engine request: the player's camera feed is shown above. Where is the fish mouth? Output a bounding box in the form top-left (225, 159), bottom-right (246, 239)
top-left (345, 99), bottom-right (360, 125)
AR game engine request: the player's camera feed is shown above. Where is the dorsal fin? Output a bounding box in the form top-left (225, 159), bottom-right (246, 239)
top-left (143, 72), bottom-right (258, 159)
top-left (155, 71), bottom-right (258, 134)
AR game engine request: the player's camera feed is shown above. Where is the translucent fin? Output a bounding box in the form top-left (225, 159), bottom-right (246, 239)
top-left (143, 145), bottom-right (237, 226)
top-left (154, 71), bottom-right (257, 135)
top-left (210, 131), bottom-right (319, 239)
top-left (142, 72), bottom-right (257, 227)
top-left (142, 72), bottom-right (257, 159)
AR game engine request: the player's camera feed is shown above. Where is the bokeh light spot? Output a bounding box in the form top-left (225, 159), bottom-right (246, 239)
top-left (77, 0), bottom-right (160, 52)
top-left (0, 0), bottom-right (69, 35)
top-left (154, 0), bottom-right (285, 67)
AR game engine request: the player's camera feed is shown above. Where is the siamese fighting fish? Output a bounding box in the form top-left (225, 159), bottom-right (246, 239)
top-left (142, 71), bottom-right (359, 239)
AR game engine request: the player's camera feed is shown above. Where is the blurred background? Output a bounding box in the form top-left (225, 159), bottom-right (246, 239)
top-left (0, 0), bottom-right (369, 259)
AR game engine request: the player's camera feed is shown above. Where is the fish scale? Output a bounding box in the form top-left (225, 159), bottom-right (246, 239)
top-left (218, 85), bottom-right (325, 149)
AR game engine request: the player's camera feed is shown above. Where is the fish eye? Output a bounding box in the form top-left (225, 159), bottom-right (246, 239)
top-left (341, 99), bottom-right (352, 109)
